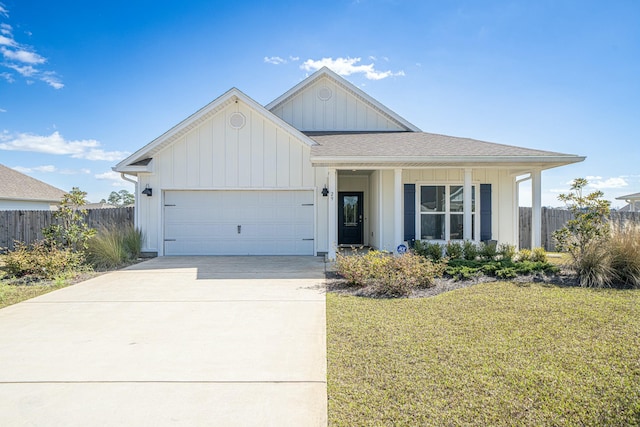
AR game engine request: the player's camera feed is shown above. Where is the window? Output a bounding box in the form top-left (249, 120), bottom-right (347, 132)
top-left (419, 184), bottom-right (477, 241)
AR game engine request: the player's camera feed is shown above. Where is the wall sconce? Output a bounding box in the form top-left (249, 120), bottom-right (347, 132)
top-left (141, 185), bottom-right (152, 197)
top-left (321, 186), bottom-right (329, 197)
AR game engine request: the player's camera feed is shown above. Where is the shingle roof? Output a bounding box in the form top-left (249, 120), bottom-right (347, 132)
top-left (0, 164), bottom-right (66, 202)
top-left (307, 132), bottom-right (584, 167)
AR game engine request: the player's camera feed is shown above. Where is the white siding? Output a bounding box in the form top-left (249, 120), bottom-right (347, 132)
top-left (137, 99), bottom-right (318, 254)
top-left (270, 76), bottom-right (405, 132)
top-left (0, 200), bottom-right (55, 210)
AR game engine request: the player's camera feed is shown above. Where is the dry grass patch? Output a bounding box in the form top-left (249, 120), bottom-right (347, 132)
top-left (327, 282), bottom-right (640, 426)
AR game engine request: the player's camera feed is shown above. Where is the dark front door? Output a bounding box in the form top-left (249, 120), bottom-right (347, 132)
top-left (338, 192), bottom-right (364, 245)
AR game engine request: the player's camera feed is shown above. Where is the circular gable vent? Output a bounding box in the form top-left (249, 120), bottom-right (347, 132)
top-left (229, 112), bottom-right (246, 129)
top-left (317, 86), bottom-right (332, 101)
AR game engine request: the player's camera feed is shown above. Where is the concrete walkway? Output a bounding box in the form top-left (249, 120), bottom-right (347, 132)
top-left (0, 256), bottom-right (327, 426)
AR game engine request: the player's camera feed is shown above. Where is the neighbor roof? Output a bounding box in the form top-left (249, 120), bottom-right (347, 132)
top-left (307, 132), bottom-right (585, 168)
top-left (0, 164), bottom-right (66, 202)
top-left (616, 192), bottom-right (640, 200)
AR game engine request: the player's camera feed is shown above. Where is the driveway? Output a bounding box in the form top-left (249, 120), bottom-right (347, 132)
top-left (0, 256), bottom-right (327, 426)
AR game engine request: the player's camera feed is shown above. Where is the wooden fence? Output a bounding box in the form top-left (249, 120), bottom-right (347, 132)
top-left (0, 207), bottom-right (134, 252)
top-left (519, 207), bottom-right (640, 251)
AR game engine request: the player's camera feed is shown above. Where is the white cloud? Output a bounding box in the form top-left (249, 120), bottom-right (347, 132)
top-left (264, 56), bottom-right (286, 65)
top-left (95, 170), bottom-right (131, 187)
top-left (1, 46), bottom-right (45, 64)
top-left (13, 164), bottom-right (57, 173)
top-left (0, 4), bottom-right (63, 89)
top-left (0, 107), bottom-right (5, 112)
top-left (40, 71), bottom-right (63, 89)
top-left (300, 57), bottom-right (405, 80)
top-left (587, 177), bottom-right (628, 190)
top-left (0, 131), bottom-right (130, 161)
top-left (289, 55), bottom-right (299, 62)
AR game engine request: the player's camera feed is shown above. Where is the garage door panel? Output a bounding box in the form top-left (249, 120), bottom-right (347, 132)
top-left (163, 190), bottom-right (314, 255)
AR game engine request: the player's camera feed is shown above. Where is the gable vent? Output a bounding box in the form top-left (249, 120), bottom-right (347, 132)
top-left (229, 112), bottom-right (246, 129)
top-left (317, 86), bottom-right (332, 101)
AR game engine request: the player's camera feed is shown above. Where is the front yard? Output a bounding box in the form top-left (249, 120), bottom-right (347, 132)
top-left (327, 282), bottom-right (640, 426)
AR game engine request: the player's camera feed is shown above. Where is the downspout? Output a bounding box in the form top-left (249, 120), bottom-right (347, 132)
top-left (120, 173), bottom-right (139, 229)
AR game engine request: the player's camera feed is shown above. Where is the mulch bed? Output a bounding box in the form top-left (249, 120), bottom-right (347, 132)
top-left (325, 270), bottom-right (581, 299)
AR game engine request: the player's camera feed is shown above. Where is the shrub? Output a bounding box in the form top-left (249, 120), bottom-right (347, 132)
top-left (43, 187), bottom-right (95, 251)
top-left (530, 247), bottom-right (548, 263)
top-left (609, 223), bottom-right (640, 288)
top-left (445, 241), bottom-right (464, 259)
top-left (86, 226), bottom-right (144, 269)
top-left (3, 241), bottom-right (85, 280)
top-left (572, 242), bottom-right (615, 288)
top-left (479, 241), bottom-right (498, 259)
top-left (336, 250), bottom-right (445, 296)
top-left (463, 241), bottom-right (478, 260)
top-left (498, 243), bottom-right (516, 261)
top-left (414, 241), bottom-right (443, 261)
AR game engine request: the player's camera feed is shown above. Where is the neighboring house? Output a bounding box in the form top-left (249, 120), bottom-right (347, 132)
top-left (114, 67), bottom-right (585, 257)
top-left (616, 193), bottom-right (640, 212)
top-left (0, 163), bottom-right (66, 210)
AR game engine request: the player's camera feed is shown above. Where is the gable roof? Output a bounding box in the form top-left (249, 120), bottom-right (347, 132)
top-left (113, 87), bottom-right (318, 173)
top-left (307, 132), bottom-right (585, 169)
top-left (265, 67), bottom-right (421, 132)
top-left (0, 164), bottom-right (66, 202)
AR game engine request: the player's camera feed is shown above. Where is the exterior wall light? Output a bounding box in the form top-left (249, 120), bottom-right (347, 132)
top-left (142, 185), bottom-right (153, 197)
top-left (321, 186), bottom-right (329, 197)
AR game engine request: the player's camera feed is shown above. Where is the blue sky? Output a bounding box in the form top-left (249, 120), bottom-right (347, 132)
top-left (0, 0), bottom-right (638, 206)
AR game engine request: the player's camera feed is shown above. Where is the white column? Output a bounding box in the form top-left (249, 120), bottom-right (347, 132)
top-left (463, 168), bottom-right (472, 241)
top-left (531, 169), bottom-right (542, 248)
top-left (327, 168), bottom-right (338, 260)
top-left (394, 168), bottom-right (403, 252)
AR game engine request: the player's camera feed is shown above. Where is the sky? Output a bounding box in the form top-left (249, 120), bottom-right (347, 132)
top-left (0, 0), bottom-right (638, 206)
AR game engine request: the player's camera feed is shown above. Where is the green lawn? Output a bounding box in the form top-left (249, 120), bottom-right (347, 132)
top-left (327, 282), bottom-right (640, 426)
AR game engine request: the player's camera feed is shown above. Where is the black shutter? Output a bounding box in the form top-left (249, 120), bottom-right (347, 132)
top-left (480, 184), bottom-right (492, 241)
top-left (404, 184), bottom-right (416, 242)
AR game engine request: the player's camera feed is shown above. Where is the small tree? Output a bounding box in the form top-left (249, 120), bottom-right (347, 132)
top-left (107, 189), bottom-right (134, 206)
top-left (553, 178), bottom-right (612, 286)
top-left (554, 178), bottom-right (611, 257)
top-left (43, 187), bottom-right (96, 252)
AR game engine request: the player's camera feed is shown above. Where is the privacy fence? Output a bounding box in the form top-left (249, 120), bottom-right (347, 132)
top-left (2, 206), bottom-right (639, 253)
top-left (0, 207), bottom-right (134, 252)
top-left (519, 207), bottom-right (640, 251)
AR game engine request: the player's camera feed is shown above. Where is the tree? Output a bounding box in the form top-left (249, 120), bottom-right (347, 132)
top-left (107, 189), bottom-right (135, 206)
top-left (43, 187), bottom-right (96, 252)
top-left (553, 178), bottom-right (611, 259)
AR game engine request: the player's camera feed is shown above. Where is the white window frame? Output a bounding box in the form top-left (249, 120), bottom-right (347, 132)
top-left (415, 182), bottom-right (480, 242)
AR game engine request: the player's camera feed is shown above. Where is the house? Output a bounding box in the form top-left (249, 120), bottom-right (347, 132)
top-left (113, 67), bottom-right (585, 257)
top-left (0, 163), bottom-right (66, 210)
top-left (616, 193), bottom-right (640, 212)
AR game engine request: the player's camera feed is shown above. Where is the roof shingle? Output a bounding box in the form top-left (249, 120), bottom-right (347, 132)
top-left (0, 164), bottom-right (66, 202)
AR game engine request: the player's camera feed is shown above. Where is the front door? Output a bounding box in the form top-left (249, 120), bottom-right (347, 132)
top-left (338, 192), bottom-right (364, 245)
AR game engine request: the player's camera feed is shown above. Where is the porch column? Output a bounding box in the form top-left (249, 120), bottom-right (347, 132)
top-left (463, 168), bottom-right (472, 240)
top-left (394, 168), bottom-right (403, 252)
top-left (328, 168), bottom-right (338, 260)
top-left (531, 169), bottom-right (542, 248)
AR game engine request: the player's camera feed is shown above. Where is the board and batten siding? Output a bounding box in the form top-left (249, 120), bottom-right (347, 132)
top-left (270, 76), bottom-right (405, 132)
top-left (137, 99), bottom-right (319, 254)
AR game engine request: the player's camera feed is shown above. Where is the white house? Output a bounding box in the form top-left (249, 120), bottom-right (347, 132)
top-left (0, 163), bottom-right (66, 210)
top-left (114, 67), bottom-right (585, 257)
top-left (616, 192), bottom-right (640, 212)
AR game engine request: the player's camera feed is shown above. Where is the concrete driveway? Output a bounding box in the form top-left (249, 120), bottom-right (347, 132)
top-left (0, 256), bottom-right (327, 426)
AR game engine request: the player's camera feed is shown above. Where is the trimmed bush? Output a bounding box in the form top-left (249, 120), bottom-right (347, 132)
top-left (414, 241), bottom-right (443, 261)
top-left (445, 241), bottom-right (464, 259)
top-left (3, 241), bottom-right (85, 280)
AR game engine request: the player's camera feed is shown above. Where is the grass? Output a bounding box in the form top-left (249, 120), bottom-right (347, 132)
top-left (0, 280), bottom-right (71, 309)
top-left (327, 282), bottom-right (640, 426)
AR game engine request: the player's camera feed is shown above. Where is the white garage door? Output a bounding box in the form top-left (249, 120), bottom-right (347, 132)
top-left (163, 190), bottom-right (314, 255)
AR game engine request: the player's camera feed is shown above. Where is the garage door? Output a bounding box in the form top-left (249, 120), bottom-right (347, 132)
top-left (163, 190), bottom-right (314, 255)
